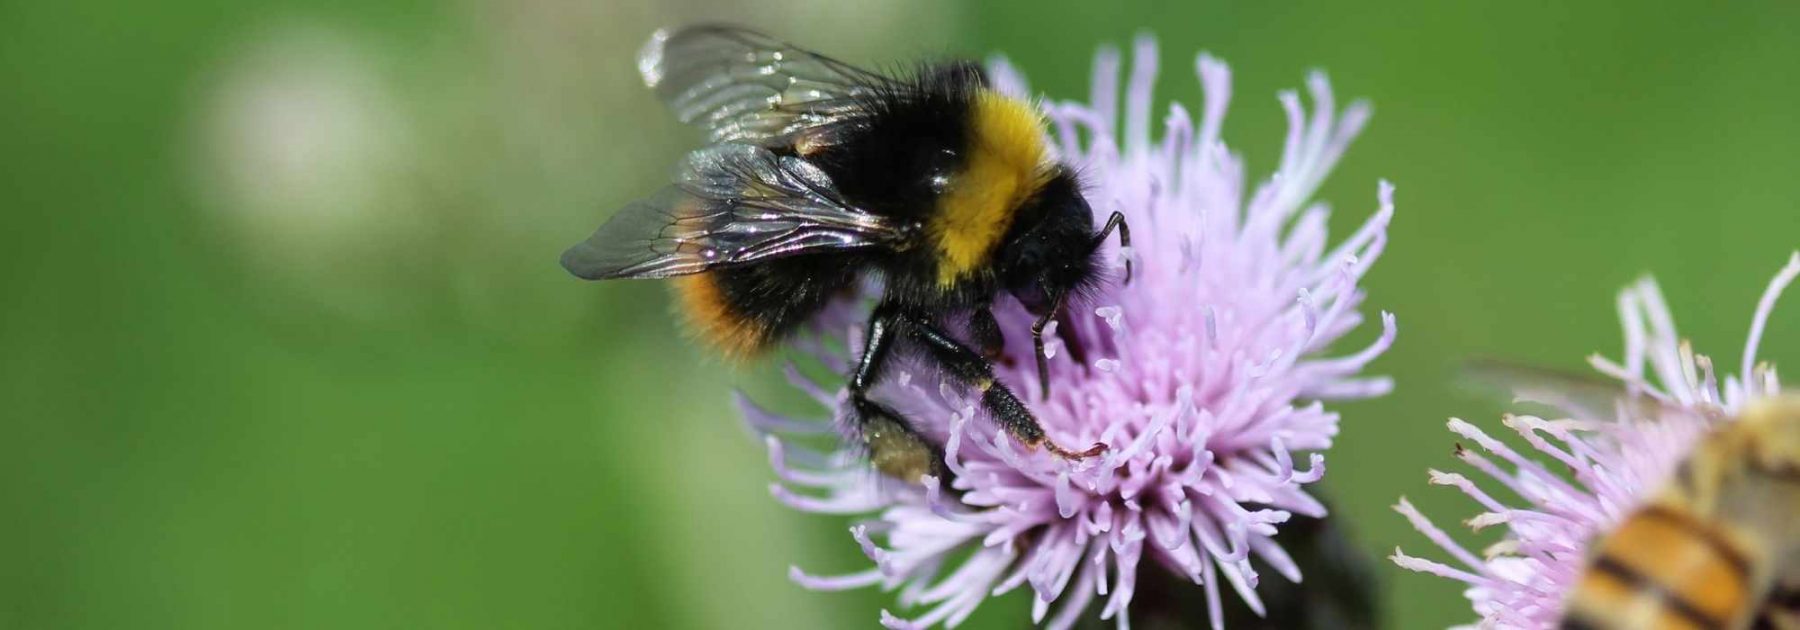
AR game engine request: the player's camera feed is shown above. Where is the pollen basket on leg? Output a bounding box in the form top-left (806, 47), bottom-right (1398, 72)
top-left (929, 90), bottom-right (1051, 286)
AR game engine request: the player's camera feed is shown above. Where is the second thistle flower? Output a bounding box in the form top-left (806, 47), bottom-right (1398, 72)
top-left (1394, 254), bottom-right (1800, 628)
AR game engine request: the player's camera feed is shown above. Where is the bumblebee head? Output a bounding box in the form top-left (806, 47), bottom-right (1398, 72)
top-left (999, 168), bottom-right (1104, 316)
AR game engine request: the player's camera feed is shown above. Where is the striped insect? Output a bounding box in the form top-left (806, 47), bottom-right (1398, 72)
top-left (561, 25), bottom-right (1128, 480)
top-left (1559, 396), bottom-right (1800, 630)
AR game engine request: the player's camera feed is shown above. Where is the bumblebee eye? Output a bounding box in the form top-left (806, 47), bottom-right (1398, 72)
top-left (925, 148), bottom-right (958, 194)
top-left (929, 173), bottom-right (952, 194)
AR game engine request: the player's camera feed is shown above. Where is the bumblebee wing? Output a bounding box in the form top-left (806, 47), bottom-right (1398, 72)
top-left (561, 144), bottom-right (901, 280)
top-left (638, 24), bottom-right (892, 145)
top-left (1461, 359), bottom-right (1669, 420)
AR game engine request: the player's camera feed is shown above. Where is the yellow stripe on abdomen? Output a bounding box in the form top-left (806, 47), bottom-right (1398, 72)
top-left (1564, 509), bottom-right (1754, 629)
top-left (929, 89), bottom-right (1050, 286)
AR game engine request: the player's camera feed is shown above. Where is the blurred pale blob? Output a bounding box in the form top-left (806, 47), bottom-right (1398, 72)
top-left (194, 21), bottom-right (423, 317)
top-left (200, 23), bottom-right (413, 257)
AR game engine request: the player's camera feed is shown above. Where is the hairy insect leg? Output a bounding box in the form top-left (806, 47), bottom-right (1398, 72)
top-left (1028, 293), bottom-right (1065, 399)
top-left (1095, 210), bottom-right (1131, 283)
top-left (846, 304), bottom-right (945, 483)
top-left (902, 311), bottom-right (1106, 460)
top-left (969, 306), bottom-right (1005, 362)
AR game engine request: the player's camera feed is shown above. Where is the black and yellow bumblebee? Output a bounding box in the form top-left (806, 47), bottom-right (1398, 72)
top-left (562, 25), bottom-right (1128, 481)
top-left (1463, 362), bottom-right (1800, 629)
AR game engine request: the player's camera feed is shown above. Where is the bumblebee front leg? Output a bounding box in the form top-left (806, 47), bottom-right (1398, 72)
top-left (847, 304), bottom-right (944, 483)
top-left (1095, 210), bottom-right (1131, 283)
top-left (900, 312), bottom-right (1106, 460)
top-left (1028, 292), bottom-right (1066, 399)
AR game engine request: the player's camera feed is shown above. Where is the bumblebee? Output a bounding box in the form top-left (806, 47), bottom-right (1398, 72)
top-left (561, 26), bottom-right (1128, 480)
top-left (1466, 363), bottom-right (1800, 629)
top-left (1559, 395), bottom-right (1800, 630)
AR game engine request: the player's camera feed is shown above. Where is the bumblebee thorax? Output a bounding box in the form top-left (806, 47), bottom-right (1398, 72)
top-left (927, 90), bottom-right (1051, 287)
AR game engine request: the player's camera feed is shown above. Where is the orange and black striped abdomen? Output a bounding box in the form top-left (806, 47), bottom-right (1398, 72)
top-left (1561, 504), bottom-right (1757, 630)
top-left (673, 253), bottom-right (860, 359)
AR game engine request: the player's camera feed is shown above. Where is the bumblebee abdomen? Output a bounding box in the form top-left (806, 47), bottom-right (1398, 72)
top-left (1562, 504), bottom-right (1757, 629)
top-left (673, 254), bottom-right (860, 359)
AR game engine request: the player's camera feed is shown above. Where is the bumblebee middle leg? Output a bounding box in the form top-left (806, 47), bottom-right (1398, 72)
top-left (896, 310), bottom-right (1105, 460)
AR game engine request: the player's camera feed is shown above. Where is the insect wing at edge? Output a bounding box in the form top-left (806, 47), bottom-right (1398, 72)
top-left (1460, 358), bottom-right (1712, 424)
top-left (639, 24), bottom-right (892, 146)
top-left (561, 144), bottom-right (904, 280)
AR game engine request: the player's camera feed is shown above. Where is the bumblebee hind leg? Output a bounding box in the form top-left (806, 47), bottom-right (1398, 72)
top-left (845, 304), bottom-right (946, 484)
top-left (845, 303), bottom-right (1105, 482)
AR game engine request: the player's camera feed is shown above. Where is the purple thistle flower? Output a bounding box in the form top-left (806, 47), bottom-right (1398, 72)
top-left (743, 36), bottom-right (1396, 629)
top-left (1392, 253), bottom-right (1800, 629)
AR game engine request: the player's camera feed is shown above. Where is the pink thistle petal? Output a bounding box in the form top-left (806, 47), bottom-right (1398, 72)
top-left (1741, 251), bottom-right (1799, 389)
top-left (790, 565), bottom-right (885, 591)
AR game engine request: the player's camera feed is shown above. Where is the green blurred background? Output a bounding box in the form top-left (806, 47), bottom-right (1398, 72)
top-left (5, 0), bottom-right (1798, 628)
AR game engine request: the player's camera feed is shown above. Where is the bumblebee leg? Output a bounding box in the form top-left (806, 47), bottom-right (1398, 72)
top-left (1029, 292), bottom-right (1066, 399)
top-left (902, 312), bottom-right (1105, 460)
top-left (1094, 210), bottom-right (1131, 283)
top-left (850, 304), bottom-right (900, 395)
top-left (969, 306), bottom-right (1005, 362)
top-left (847, 304), bottom-right (944, 483)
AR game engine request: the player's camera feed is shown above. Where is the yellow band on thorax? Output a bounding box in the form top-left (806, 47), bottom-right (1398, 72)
top-left (929, 90), bottom-right (1050, 286)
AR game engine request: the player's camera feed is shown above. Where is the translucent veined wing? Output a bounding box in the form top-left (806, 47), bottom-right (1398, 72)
top-left (561, 143), bottom-right (904, 280)
top-left (638, 24), bottom-right (893, 146)
top-left (1461, 359), bottom-right (1684, 422)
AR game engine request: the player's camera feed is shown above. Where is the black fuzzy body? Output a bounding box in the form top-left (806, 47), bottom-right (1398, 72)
top-left (698, 60), bottom-right (1105, 349)
top-left (578, 25), bottom-right (1129, 482)
top-left (699, 61), bottom-right (987, 348)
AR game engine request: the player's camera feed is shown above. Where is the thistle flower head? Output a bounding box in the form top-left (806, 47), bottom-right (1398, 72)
top-left (745, 37), bottom-right (1397, 629)
top-left (1393, 253), bottom-right (1800, 629)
